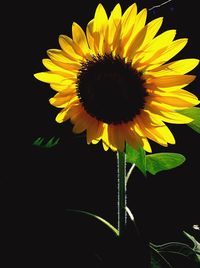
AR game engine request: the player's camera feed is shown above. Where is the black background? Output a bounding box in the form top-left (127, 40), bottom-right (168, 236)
top-left (1, 0), bottom-right (200, 267)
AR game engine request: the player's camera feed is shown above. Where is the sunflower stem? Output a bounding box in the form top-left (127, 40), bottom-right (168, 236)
top-left (117, 151), bottom-right (127, 237)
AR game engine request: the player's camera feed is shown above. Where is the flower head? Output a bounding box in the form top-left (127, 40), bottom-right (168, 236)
top-left (34, 2), bottom-right (199, 152)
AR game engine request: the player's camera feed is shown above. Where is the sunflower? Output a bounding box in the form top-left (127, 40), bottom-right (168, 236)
top-left (34, 2), bottom-right (199, 152)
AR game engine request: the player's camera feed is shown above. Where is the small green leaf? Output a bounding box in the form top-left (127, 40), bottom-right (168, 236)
top-left (33, 137), bottom-right (44, 146)
top-left (66, 209), bottom-right (119, 237)
top-left (126, 144), bottom-right (147, 176)
top-left (33, 136), bottom-right (60, 148)
top-left (45, 136), bottom-right (60, 148)
top-left (178, 107), bottom-right (200, 134)
top-left (146, 153), bottom-right (186, 175)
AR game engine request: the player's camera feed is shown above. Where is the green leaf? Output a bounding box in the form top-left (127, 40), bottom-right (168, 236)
top-left (33, 136), bottom-right (60, 148)
top-left (126, 144), bottom-right (147, 176)
top-left (126, 145), bottom-right (186, 176)
top-left (178, 107), bottom-right (200, 134)
top-left (183, 231), bottom-right (200, 263)
top-left (150, 244), bottom-right (173, 268)
top-left (146, 153), bottom-right (186, 175)
top-left (66, 209), bottom-right (119, 237)
top-left (150, 237), bottom-right (200, 268)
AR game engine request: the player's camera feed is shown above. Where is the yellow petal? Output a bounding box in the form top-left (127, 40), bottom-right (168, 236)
top-left (121, 3), bottom-right (137, 39)
top-left (144, 110), bottom-right (175, 143)
top-left (72, 22), bottom-right (90, 56)
top-left (86, 19), bottom-right (95, 52)
top-left (124, 8), bottom-right (147, 47)
top-left (69, 105), bottom-right (85, 123)
top-left (42, 59), bottom-right (76, 77)
top-left (125, 25), bottom-right (147, 58)
top-left (101, 124), bottom-right (117, 151)
top-left (109, 3), bottom-right (122, 23)
top-left (140, 137), bottom-right (152, 152)
top-left (146, 100), bottom-right (181, 113)
top-left (34, 73), bottom-right (76, 92)
top-left (112, 21), bottom-right (122, 56)
top-left (125, 131), bottom-right (140, 151)
top-left (128, 122), bottom-right (152, 152)
top-left (34, 72), bottom-right (65, 84)
top-left (115, 126), bottom-right (126, 152)
top-left (148, 59), bottom-right (200, 76)
top-left (47, 49), bottom-right (81, 70)
top-left (94, 3), bottom-right (108, 33)
top-left (121, 124), bottom-right (139, 151)
top-left (91, 122), bottom-right (104, 144)
top-left (107, 124), bottom-right (116, 148)
top-left (133, 8), bottom-right (147, 36)
top-left (52, 86), bottom-right (76, 96)
top-left (91, 139), bottom-right (100, 145)
top-left (155, 96), bottom-right (198, 109)
top-left (126, 17), bottom-right (163, 58)
top-left (156, 124), bottom-right (175, 144)
top-left (55, 99), bottom-right (80, 123)
top-left (105, 3), bottom-right (122, 53)
top-left (87, 119), bottom-right (103, 144)
top-left (139, 17), bottom-right (163, 50)
top-left (49, 92), bottom-right (76, 108)
top-left (72, 110), bottom-right (90, 133)
top-left (149, 75), bottom-right (196, 89)
top-left (146, 84), bottom-right (187, 93)
top-left (144, 126), bottom-right (168, 146)
top-left (108, 124), bottom-right (125, 152)
top-left (148, 107), bottom-right (193, 124)
top-left (93, 3), bottom-right (108, 54)
top-left (151, 89), bottom-right (200, 107)
top-left (160, 111), bottom-right (193, 124)
top-left (135, 30), bottom-right (176, 67)
top-left (135, 116), bottom-right (168, 146)
top-left (150, 38), bottom-right (188, 65)
top-left (73, 120), bottom-right (87, 134)
top-left (47, 49), bottom-right (75, 63)
top-left (139, 110), bottom-right (174, 145)
top-left (50, 82), bottom-right (75, 92)
top-left (144, 30), bottom-right (176, 53)
top-left (59, 35), bottom-right (82, 60)
top-left (55, 107), bottom-right (70, 123)
top-left (101, 124), bottom-right (110, 151)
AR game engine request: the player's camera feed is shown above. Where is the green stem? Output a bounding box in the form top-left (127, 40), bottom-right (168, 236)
top-left (117, 151), bottom-right (127, 237)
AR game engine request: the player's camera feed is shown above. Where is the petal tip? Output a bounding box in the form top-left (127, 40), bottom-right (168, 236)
top-left (34, 72), bottom-right (42, 81)
top-left (72, 21), bottom-right (78, 27)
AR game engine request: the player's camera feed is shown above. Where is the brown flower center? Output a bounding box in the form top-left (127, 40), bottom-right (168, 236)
top-left (76, 54), bottom-right (148, 124)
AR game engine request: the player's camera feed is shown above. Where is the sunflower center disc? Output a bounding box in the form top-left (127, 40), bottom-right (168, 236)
top-left (77, 54), bottom-right (148, 124)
